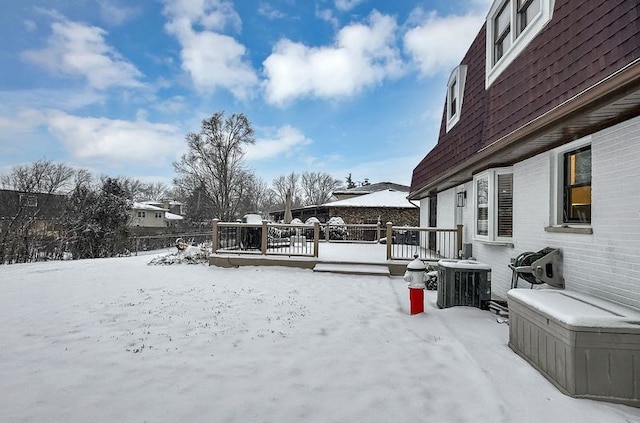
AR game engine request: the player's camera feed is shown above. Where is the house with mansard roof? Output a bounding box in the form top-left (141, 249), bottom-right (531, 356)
top-left (409, 0), bottom-right (640, 307)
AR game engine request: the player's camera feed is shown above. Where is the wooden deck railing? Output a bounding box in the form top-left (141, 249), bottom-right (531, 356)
top-left (212, 219), bottom-right (463, 261)
top-left (384, 223), bottom-right (463, 261)
top-left (212, 219), bottom-right (320, 257)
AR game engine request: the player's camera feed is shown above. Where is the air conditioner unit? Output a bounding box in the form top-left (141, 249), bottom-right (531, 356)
top-left (437, 259), bottom-right (491, 310)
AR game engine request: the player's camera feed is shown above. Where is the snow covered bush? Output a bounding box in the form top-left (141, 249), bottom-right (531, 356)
top-left (148, 243), bottom-right (210, 265)
top-left (327, 216), bottom-right (348, 240)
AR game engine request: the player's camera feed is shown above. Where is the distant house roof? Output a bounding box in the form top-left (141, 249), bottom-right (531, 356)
top-left (165, 212), bottom-right (184, 220)
top-left (332, 182), bottom-right (409, 196)
top-left (322, 190), bottom-right (416, 209)
top-left (132, 202), bottom-right (167, 212)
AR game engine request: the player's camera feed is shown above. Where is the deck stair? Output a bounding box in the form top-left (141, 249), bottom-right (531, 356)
top-left (312, 262), bottom-right (390, 276)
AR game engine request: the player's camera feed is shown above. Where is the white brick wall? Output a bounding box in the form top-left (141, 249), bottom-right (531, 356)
top-left (466, 115), bottom-right (640, 308)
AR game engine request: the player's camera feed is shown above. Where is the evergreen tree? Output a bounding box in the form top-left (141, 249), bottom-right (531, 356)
top-left (64, 178), bottom-right (131, 258)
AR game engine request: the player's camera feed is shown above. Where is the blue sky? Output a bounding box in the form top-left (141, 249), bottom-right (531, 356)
top-left (0, 0), bottom-right (491, 188)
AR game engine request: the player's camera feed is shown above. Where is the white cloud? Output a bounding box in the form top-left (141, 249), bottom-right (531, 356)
top-left (99, 0), bottom-right (141, 26)
top-left (163, 0), bottom-right (257, 98)
top-left (316, 8), bottom-right (339, 29)
top-left (163, 0), bottom-right (241, 33)
top-left (46, 111), bottom-right (182, 164)
top-left (179, 31), bottom-right (258, 98)
top-left (258, 3), bottom-right (285, 20)
top-left (153, 95), bottom-right (187, 113)
top-left (24, 19), bottom-right (37, 32)
top-left (335, 0), bottom-right (365, 12)
top-left (403, 10), bottom-right (484, 76)
top-left (21, 18), bottom-right (144, 90)
top-left (0, 108), bottom-right (47, 135)
top-left (0, 88), bottom-right (104, 113)
top-left (245, 126), bottom-right (312, 161)
top-left (263, 11), bottom-right (404, 106)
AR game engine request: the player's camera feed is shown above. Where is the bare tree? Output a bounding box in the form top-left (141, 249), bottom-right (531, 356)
top-left (107, 176), bottom-right (145, 201)
top-left (301, 172), bottom-right (342, 205)
top-left (0, 159), bottom-right (75, 194)
top-left (140, 181), bottom-right (169, 202)
top-left (73, 168), bottom-right (93, 190)
top-left (271, 172), bottom-right (301, 208)
top-left (174, 111), bottom-right (255, 221)
top-left (237, 174), bottom-right (273, 217)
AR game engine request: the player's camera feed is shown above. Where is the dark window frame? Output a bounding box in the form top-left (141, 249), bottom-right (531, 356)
top-left (563, 145), bottom-right (592, 224)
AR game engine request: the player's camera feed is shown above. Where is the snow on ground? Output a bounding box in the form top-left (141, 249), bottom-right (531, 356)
top-left (1, 251), bottom-right (640, 423)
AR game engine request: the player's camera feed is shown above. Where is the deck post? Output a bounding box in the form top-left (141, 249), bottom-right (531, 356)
top-left (386, 222), bottom-right (392, 260)
top-left (212, 219), bottom-right (219, 253)
top-left (261, 220), bottom-right (268, 255)
top-left (313, 221), bottom-right (320, 257)
top-left (456, 224), bottom-right (463, 259)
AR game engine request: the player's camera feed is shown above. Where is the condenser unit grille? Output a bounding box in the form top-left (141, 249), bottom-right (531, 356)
top-left (437, 261), bottom-right (491, 310)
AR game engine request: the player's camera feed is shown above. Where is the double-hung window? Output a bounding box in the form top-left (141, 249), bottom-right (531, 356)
top-left (563, 146), bottom-right (591, 224)
top-left (474, 168), bottom-right (513, 241)
top-left (517, 0), bottom-right (541, 35)
top-left (493, 1), bottom-right (511, 64)
top-left (486, 0), bottom-right (552, 87)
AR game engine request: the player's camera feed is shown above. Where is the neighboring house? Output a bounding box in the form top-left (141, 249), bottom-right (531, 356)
top-left (129, 202), bottom-right (183, 229)
top-left (140, 200), bottom-right (186, 217)
top-left (409, 0), bottom-right (640, 308)
top-left (0, 189), bottom-right (66, 232)
top-left (270, 182), bottom-right (416, 225)
top-left (320, 189), bottom-right (418, 226)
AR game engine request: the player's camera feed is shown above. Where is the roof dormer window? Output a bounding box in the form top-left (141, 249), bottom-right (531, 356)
top-left (486, 0), bottom-right (554, 87)
top-left (446, 65), bottom-right (467, 132)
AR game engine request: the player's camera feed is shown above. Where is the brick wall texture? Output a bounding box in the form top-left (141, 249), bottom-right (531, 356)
top-left (329, 207), bottom-right (419, 227)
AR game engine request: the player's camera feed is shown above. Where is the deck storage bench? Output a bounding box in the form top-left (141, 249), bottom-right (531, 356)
top-left (507, 289), bottom-right (640, 407)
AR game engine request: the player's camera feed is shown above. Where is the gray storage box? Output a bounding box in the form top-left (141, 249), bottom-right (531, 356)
top-left (437, 259), bottom-right (491, 310)
top-left (508, 289), bottom-right (640, 407)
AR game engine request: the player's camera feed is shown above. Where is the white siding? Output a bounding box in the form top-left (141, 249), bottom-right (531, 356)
top-left (437, 190), bottom-right (456, 228)
top-left (419, 197), bottom-right (429, 227)
top-left (467, 115), bottom-right (640, 308)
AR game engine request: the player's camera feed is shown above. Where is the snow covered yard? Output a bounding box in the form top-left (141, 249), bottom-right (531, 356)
top-left (1, 253), bottom-right (639, 423)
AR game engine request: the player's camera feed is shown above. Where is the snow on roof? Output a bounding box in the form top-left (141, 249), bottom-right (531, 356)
top-left (132, 202), bottom-right (167, 211)
top-left (321, 189), bottom-right (416, 208)
top-left (332, 182), bottom-right (409, 195)
top-left (165, 212), bottom-right (184, 220)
